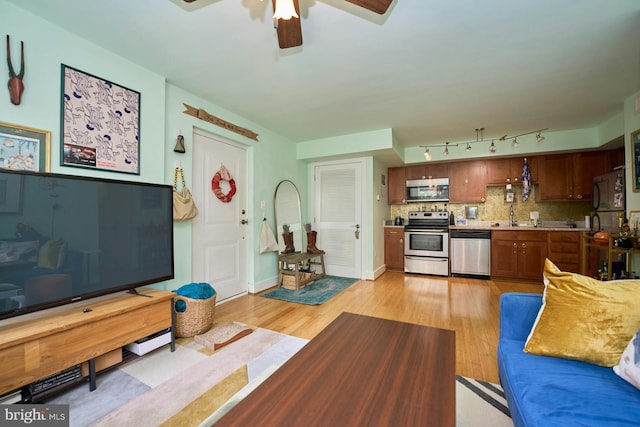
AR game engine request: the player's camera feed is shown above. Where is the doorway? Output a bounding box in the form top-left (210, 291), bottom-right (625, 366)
top-left (191, 129), bottom-right (248, 301)
top-left (311, 159), bottom-right (365, 278)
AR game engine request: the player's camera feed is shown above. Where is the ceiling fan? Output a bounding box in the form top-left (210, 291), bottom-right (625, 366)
top-left (183, 0), bottom-right (393, 49)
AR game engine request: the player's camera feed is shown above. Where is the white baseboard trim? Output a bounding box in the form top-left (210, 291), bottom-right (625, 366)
top-left (249, 276), bottom-right (278, 294)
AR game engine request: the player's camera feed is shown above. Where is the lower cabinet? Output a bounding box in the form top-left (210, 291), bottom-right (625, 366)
top-left (491, 231), bottom-right (548, 282)
top-left (547, 231), bottom-right (580, 273)
top-left (384, 227), bottom-right (404, 270)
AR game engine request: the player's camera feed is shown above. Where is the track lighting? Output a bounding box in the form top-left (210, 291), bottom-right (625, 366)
top-left (273, 0), bottom-right (299, 20)
top-left (418, 127), bottom-right (547, 157)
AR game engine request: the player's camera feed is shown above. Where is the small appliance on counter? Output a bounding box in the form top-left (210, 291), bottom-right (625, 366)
top-left (394, 215), bottom-right (404, 226)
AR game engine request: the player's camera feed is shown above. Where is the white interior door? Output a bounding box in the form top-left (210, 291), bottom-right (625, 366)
top-left (192, 129), bottom-right (248, 301)
top-left (313, 160), bottom-right (363, 278)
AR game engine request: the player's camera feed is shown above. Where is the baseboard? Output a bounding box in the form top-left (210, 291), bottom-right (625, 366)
top-left (368, 265), bottom-right (386, 280)
top-left (249, 276), bottom-right (278, 294)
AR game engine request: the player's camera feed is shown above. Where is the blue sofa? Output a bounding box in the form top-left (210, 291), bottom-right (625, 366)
top-left (498, 292), bottom-right (640, 427)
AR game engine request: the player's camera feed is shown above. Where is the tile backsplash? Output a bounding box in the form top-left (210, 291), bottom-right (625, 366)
top-left (390, 185), bottom-right (591, 224)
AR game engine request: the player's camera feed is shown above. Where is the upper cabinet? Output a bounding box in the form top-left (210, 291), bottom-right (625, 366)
top-left (406, 164), bottom-right (448, 180)
top-left (448, 160), bottom-right (487, 203)
top-left (486, 157), bottom-right (538, 186)
top-left (537, 152), bottom-right (610, 201)
top-left (388, 167), bottom-right (407, 204)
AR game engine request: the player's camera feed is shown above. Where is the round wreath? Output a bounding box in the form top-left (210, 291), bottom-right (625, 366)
top-left (211, 166), bottom-right (236, 203)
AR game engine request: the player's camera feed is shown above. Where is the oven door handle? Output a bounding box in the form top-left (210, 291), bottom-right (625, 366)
top-left (404, 228), bottom-right (449, 233)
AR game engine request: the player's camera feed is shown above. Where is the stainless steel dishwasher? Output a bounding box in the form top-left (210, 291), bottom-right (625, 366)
top-left (450, 229), bottom-right (491, 278)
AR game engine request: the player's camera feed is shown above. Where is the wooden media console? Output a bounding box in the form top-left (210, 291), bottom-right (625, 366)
top-left (0, 288), bottom-right (175, 397)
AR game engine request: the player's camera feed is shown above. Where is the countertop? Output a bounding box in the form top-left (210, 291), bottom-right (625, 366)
top-left (385, 220), bottom-right (588, 232)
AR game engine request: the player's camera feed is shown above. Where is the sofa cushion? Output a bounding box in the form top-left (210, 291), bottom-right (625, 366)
top-left (613, 328), bottom-right (640, 390)
top-left (524, 259), bottom-right (640, 367)
top-left (499, 337), bottom-right (640, 427)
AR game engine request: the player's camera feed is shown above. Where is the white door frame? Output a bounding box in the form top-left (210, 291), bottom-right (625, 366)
top-left (309, 157), bottom-right (367, 279)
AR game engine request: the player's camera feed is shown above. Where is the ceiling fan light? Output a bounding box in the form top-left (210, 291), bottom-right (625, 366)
top-left (273, 0), bottom-right (299, 20)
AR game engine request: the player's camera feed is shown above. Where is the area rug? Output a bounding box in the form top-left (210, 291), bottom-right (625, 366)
top-left (262, 275), bottom-right (358, 305)
top-left (47, 326), bottom-right (512, 427)
top-left (194, 321), bottom-right (253, 350)
top-left (48, 326), bottom-right (308, 427)
top-left (456, 375), bottom-right (512, 427)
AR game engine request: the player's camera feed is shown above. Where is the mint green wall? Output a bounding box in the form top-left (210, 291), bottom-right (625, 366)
top-left (297, 128), bottom-right (394, 159)
top-left (0, 1), bottom-right (166, 183)
top-left (1, 0), bottom-right (306, 294)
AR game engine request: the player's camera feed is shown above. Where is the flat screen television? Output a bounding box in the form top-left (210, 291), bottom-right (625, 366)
top-left (0, 168), bottom-right (174, 320)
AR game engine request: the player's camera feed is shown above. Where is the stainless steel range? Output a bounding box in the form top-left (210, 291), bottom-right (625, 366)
top-left (404, 211), bottom-right (450, 276)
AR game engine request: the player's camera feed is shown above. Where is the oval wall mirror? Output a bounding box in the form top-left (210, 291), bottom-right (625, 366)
top-left (274, 180), bottom-right (303, 254)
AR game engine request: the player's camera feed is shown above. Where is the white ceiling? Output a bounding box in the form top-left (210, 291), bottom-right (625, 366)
top-left (8, 0), bottom-right (640, 148)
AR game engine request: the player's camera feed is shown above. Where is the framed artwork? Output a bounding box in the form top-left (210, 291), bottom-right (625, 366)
top-left (60, 64), bottom-right (140, 175)
top-left (632, 128), bottom-right (640, 192)
top-left (629, 210), bottom-right (640, 234)
top-left (0, 121), bottom-right (51, 172)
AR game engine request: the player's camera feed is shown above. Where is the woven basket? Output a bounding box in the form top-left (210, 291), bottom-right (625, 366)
top-left (282, 272), bottom-right (315, 290)
top-left (174, 293), bottom-right (216, 338)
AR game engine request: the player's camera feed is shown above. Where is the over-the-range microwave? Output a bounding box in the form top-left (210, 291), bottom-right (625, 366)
top-left (406, 178), bottom-right (449, 203)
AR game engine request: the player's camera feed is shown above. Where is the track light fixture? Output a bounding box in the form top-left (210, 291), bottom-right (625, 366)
top-left (419, 127), bottom-right (546, 157)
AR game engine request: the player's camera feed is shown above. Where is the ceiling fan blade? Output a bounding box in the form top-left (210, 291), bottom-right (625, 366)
top-left (345, 0), bottom-right (392, 14)
top-left (271, 0), bottom-right (303, 49)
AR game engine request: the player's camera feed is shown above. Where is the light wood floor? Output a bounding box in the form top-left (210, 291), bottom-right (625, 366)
top-left (213, 271), bottom-right (542, 384)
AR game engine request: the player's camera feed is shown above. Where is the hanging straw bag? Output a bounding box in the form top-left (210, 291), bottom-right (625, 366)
top-left (173, 167), bottom-right (198, 221)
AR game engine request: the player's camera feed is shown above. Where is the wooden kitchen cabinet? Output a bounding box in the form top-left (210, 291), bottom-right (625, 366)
top-left (548, 231), bottom-right (580, 273)
top-left (448, 160), bottom-right (487, 203)
top-left (384, 227), bottom-right (405, 270)
top-left (406, 163), bottom-right (448, 180)
top-left (537, 152), bottom-right (609, 201)
top-left (387, 167), bottom-right (407, 204)
top-left (491, 230), bottom-right (548, 282)
top-left (486, 157), bottom-right (538, 186)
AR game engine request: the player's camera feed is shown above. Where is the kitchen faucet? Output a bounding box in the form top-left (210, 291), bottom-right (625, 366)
top-left (509, 205), bottom-right (515, 226)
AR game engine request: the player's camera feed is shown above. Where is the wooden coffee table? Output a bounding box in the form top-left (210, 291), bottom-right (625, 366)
top-left (214, 312), bottom-right (456, 426)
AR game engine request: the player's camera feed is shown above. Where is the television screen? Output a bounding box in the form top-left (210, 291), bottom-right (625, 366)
top-left (0, 169), bottom-right (174, 320)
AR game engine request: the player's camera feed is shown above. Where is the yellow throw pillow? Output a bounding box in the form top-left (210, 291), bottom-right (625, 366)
top-left (524, 259), bottom-right (640, 367)
top-left (37, 239), bottom-right (67, 270)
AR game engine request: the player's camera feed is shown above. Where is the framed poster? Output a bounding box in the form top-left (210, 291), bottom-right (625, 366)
top-left (629, 210), bottom-right (640, 234)
top-left (0, 121), bottom-right (51, 172)
top-left (632, 128), bottom-right (640, 192)
top-left (60, 64), bottom-right (140, 174)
